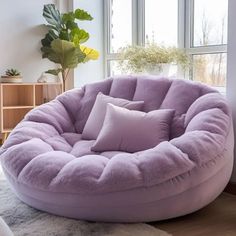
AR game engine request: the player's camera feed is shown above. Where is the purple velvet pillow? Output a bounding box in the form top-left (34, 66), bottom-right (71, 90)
top-left (82, 93), bottom-right (144, 140)
top-left (91, 104), bottom-right (175, 153)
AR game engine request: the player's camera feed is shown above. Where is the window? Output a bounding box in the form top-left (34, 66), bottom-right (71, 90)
top-left (189, 0), bottom-right (228, 88)
top-left (145, 0), bottom-right (178, 46)
top-left (109, 0), bottom-right (132, 53)
top-left (104, 0), bottom-right (228, 90)
top-left (109, 60), bottom-right (122, 77)
top-left (192, 53), bottom-right (227, 87)
top-left (193, 0), bottom-right (228, 47)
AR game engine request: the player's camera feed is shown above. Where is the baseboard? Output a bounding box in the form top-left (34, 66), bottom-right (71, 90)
top-left (224, 182), bottom-right (236, 195)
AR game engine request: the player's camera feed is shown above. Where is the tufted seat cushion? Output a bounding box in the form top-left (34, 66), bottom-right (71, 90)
top-left (0, 75), bottom-right (234, 222)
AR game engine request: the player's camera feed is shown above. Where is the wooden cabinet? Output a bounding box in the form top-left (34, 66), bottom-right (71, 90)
top-left (0, 83), bottom-right (62, 142)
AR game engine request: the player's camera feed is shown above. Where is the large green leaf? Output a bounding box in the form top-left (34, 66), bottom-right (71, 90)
top-left (66, 21), bottom-right (78, 31)
top-left (41, 46), bottom-right (55, 59)
top-left (44, 24), bottom-right (59, 32)
top-left (42, 46), bottom-right (61, 63)
top-left (41, 29), bottom-right (58, 47)
top-left (71, 28), bottom-right (89, 45)
top-left (50, 39), bottom-right (86, 69)
top-left (62, 12), bottom-right (75, 23)
top-left (62, 12), bottom-right (78, 30)
top-left (59, 30), bottom-right (70, 41)
top-left (74, 9), bottom-right (93, 21)
top-left (45, 68), bottom-right (63, 76)
top-left (43, 4), bottom-right (62, 30)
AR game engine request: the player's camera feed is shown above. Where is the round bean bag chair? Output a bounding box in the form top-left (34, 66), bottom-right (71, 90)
top-left (0, 76), bottom-right (234, 222)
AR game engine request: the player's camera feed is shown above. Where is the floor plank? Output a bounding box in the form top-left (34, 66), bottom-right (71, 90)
top-left (152, 193), bottom-right (236, 236)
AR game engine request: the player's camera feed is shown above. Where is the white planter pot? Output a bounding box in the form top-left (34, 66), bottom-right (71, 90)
top-left (146, 63), bottom-right (171, 76)
top-left (1, 76), bottom-right (23, 83)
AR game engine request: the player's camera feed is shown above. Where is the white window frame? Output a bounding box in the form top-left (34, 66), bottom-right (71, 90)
top-left (104, 0), bottom-right (144, 76)
top-left (185, 0), bottom-right (227, 86)
top-left (104, 0), bottom-right (227, 86)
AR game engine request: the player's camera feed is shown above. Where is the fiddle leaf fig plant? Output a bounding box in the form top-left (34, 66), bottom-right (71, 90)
top-left (41, 4), bottom-right (99, 91)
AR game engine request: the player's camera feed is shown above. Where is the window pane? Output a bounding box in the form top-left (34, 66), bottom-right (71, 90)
top-left (193, 0), bottom-right (228, 47)
top-left (145, 0), bottom-right (178, 46)
top-left (109, 60), bottom-right (123, 76)
top-left (110, 0), bottom-right (132, 53)
top-left (193, 53), bottom-right (227, 87)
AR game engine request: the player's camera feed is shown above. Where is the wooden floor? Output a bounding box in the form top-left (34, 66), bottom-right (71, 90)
top-left (152, 193), bottom-right (236, 236)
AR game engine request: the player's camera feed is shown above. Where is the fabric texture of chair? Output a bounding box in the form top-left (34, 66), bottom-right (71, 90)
top-left (0, 75), bottom-right (234, 222)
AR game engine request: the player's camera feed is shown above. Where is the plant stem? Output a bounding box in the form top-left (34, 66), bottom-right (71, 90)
top-left (65, 69), bottom-right (70, 81)
top-left (62, 70), bottom-right (66, 92)
top-left (61, 69), bottom-right (71, 92)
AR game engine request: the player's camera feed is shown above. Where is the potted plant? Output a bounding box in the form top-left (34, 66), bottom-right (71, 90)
top-left (1, 69), bottom-right (23, 83)
top-left (41, 4), bottom-right (99, 92)
top-left (118, 44), bottom-right (190, 76)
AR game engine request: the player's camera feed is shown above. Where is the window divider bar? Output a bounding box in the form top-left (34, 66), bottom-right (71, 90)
top-left (104, 0), bottom-right (111, 55)
top-left (132, 0), bottom-right (138, 45)
top-left (104, 0), bottom-right (110, 77)
top-left (187, 45), bottom-right (227, 55)
top-left (185, 0), bottom-right (193, 50)
top-left (178, 0), bottom-right (186, 49)
top-left (137, 0), bottom-right (145, 46)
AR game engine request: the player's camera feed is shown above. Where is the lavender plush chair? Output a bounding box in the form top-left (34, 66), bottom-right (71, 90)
top-left (0, 76), bottom-right (234, 222)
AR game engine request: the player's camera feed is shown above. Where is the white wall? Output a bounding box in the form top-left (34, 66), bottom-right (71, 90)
top-left (227, 0), bottom-right (236, 182)
top-left (73, 0), bottom-right (104, 88)
top-left (0, 0), bottom-right (61, 82)
top-left (0, 0), bottom-right (103, 87)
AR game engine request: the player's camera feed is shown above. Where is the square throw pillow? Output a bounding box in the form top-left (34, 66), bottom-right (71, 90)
top-left (91, 104), bottom-right (175, 153)
top-left (82, 92), bottom-right (144, 140)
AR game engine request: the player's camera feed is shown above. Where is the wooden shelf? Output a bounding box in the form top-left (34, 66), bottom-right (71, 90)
top-left (0, 82), bottom-right (62, 135)
top-left (35, 83), bottom-right (62, 106)
top-left (1, 82), bottom-right (61, 85)
top-left (3, 106), bottom-right (34, 109)
top-left (2, 129), bottom-right (12, 133)
top-left (2, 84), bottom-right (34, 107)
top-left (3, 108), bottom-right (32, 132)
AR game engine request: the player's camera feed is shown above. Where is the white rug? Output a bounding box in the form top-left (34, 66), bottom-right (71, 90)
top-left (0, 166), bottom-right (171, 236)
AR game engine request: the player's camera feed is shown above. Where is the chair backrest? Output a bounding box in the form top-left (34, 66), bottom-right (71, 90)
top-left (59, 75), bottom-right (218, 138)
